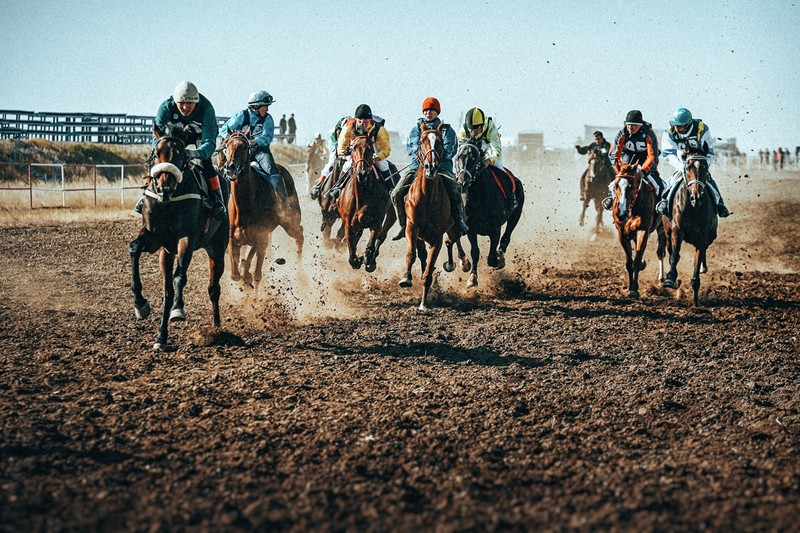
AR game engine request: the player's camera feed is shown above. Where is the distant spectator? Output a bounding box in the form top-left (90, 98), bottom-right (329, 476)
top-left (279, 114), bottom-right (287, 143)
top-left (773, 150), bottom-right (779, 170)
top-left (288, 113), bottom-right (296, 144)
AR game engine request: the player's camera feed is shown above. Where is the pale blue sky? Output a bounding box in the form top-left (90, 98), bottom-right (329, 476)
top-left (2, 0), bottom-right (798, 153)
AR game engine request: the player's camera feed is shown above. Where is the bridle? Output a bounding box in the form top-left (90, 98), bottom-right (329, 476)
top-left (350, 135), bottom-right (377, 182)
top-left (416, 129), bottom-right (443, 179)
top-left (220, 132), bottom-right (250, 180)
top-left (455, 141), bottom-right (483, 188)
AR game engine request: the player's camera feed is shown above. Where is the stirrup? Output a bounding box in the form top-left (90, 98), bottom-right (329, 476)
top-left (602, 195), bottom-right (613, 211)
top-left (134, 197), bottom-right (144, 214)
top-left (656, 200), bottom-right (669, 216)
top-left (309, 185), bottom-right (321, 200)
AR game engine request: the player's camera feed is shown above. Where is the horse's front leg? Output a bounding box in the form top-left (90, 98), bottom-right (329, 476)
top-left (579, 198), bottom-right (589, 226)
top-left (130, 232), bottom-right (151, 320)
top-left (170, 237), bottom-right (192, 321)
top-left (364, 226), bottom-right (379, 273)
top-left (419, 236), bottom-right (443, 311)
top-left (691, 246), bottom-right (705, 306)
top-left (594, 199), bottom-right (605, 235)
top-left (345, 222), bottom-right (362, 269)
top-left (467, 232), bottom-right (480, 288)
top-left (252, 234), bottom-right (270, 290)
top-left (629, 230), bottom-right (650, 299)
top-left (656, 222), bottom-right (668, 283)
top-left (399, 226), bottom-right (417, 287)
top-left (208, 249), bottom-right (225, 327)
top-left (442, 232), bottom-right (457, 273)
top-left (487, 228), bottom-right (503, 269)
top-left (663, 227), bottom-right (684, 289)
top-left (456, 236), bottom-right (470, 272)
top-left (617, 229), bottom-right (635, 297)
top-left (156, 249), bottom-right (176, 351)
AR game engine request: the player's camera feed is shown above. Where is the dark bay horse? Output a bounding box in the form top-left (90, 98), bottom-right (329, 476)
top-left (337, 135), bottom-right (396, 272)
top-left (662, 144), bottom-right (718, 305)
top-left (315, 156), bottom-right (345, 248)
top-left (611, 163), bottom-right (667, 299)
top-left (454, 137), bottom-right (524, 289)
top-left (579, 149), bottom-right (614, 235)
top-left (219, 131), bottom-right (304, 289)
top-left (401, 125), bottom-right (465, 310)
top-left (130, 126), bottom-right (229, 351)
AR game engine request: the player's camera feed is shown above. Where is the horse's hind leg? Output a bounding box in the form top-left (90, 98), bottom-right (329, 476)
top-left (594, 199), bottom-right (604, 236)
top-left (629, 230), bottom-right (650, 299)
top-left (691, 247), bottom-right (705, 306)
top-left (656, 223), bottom-right (667, 283)
top-left (499, 184), bottom-right (524, 256)
top-left (442, 233), bottom-right (457, 273)
top-left (419, 237), bottom-right (443, 311)
top-left (399, 228), bottom-right (418, 287)
top-left (170, 237), bottom-right (192, 321)
top-left (208, 250), bottom-right (225, 327)
top-left (364, 227), bottom-right (379, 273)
top-left (487, 229), bottom-right (502, 269)
top-left (283, 220), bottom-right (304, 261)
top-left (456, 237), bottom-right (470, 272)
top-left (579, 199), bottom-right (588, 226)
top-left (467, 232), bottom-right (480, 288)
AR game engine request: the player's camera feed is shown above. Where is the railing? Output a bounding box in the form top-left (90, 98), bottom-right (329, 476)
top-left (0, 162), bottom-right (309, 209)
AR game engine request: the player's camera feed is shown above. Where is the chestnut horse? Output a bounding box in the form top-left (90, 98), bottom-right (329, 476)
top-left (337, 135), bottom-right (396, 272)
top-left (579, 149), bottom-right (614, 235)
top-left (401, 124), bottom-right (465, 310)
top-left (611, 163), bottom-right (667, 299)
top-left (130, 126), bottom-right (229, 351)
top-left (662, 143), bottom-right (718, 305)
top-left (454, 137), bottom-right (524, 288)
top-left (218, 131), bottom-right (304, 289)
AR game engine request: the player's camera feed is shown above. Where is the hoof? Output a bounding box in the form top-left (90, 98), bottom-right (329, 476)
top-left (461, 260), bottom-right (471, 273)
top-left (230, 272), bottom-right (241, 282)
top-left (153, 342), bottom-right (178, 352)
top-left (399, 276), bottom-right (413, 288)
top-left (443, 261), bottom-right (455, 273)
top-left (467, 275), bottom-right (478, 288)
top-left (640, 260), bottom-right (647, 271)
top-left (169, 308), bottom-right (186, 322)
top-left (365, 262), bottom-right (376, 273)
top-left (496, 252), bottom-right (505, 270)
top-left (134, 301), bottom-right (151, 320)
top-left (662, 278), bottom-right (677, 289)
top-left (417, 304), bottom-right (429, 312)
top-left (628, 290), bottom-right (640, 299)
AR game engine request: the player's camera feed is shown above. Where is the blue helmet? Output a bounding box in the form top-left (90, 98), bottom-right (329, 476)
top-left (248, 90), bottom-right (275, 107)
top-left (669, 107), bottom-right (693, 127)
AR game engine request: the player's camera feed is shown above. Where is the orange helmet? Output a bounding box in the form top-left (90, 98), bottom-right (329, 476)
top-left (422, 97), bottom-right (441, 114)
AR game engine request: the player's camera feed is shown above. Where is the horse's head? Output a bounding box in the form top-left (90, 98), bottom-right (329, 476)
top-left (683, 143), bottom-right (710, 208)
top-left (150, 125), bottom-right (186, 203)
top-left (454, 137), bottom-right (484, 189)
top-left (350, 135), bottom-right (376, 183)
top-left (612, 162), bottom-right (642, 221)
top-left (417, 124), bottom-right (445, 179)
top-left (219, 131), bottom-right (251, 181)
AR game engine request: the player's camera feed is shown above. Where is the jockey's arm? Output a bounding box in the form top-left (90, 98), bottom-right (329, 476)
top-left (336, 124), bottom-right (353, 157)
top-left (253, 114), bottom-right (275, 150)
top-left (660, 130), bottom-right (683, 172)
top-left (443, 126), bottom-right (457, 163)
top-left (485, 123), bottom-right (502, 164)
top-left (700, 127), bottom-right (715, 166)
top-left (406, 125), bottom-right (420, 158)
top-left (374, 127), bottom-right (391, 160)
top-left (197, 104), bottom-right (219, 160)
top-left (641, 135), bottom-right (656, 174)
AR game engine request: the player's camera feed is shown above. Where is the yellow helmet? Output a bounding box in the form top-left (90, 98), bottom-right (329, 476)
top-left (464, 107), bottom-right (486, 136)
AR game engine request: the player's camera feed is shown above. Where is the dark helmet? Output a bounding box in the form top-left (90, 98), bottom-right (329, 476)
top-left (464, 107), bottom-right (486, 135)
top-left (354, 104), bottom-right (373, 120)
top-left (625, 110), bottom-right (643, 125)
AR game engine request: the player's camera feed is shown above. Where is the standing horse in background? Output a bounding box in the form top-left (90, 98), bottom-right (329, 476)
top-left (219, 131), bottom-right (304, 289)
top-left (306, 136), bottom-right (327, 193)
top-left (454, 137), bottom-right (524, 288)
top-left (611, 163), bottom-right (667, 299)
top-left (130, 126), bottom-right (229, 351)
top-left (662, 143), bottom-right (718, 305)
top-left (401, 125), bottom-right (464, 310)
top-left (337, 135), bottom-right (396, 272)
top-left (579, 149), bottom-right (614, 236)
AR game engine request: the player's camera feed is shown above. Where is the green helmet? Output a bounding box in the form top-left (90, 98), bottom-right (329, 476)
top-left (669, 107), bottom-right (693, 127)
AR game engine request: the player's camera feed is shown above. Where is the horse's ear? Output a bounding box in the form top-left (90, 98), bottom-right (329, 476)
top-left (437, 122), bottom-right (444, 132)
top-left (243, 126), bottom-right (252, 137)
top-left (153, 125), bottom-right (163, 139)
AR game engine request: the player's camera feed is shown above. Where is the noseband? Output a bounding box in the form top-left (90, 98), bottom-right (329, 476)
top-left (222, 132), bottom-right (250, 179)
top-left (455, 142), bottom-right (482, 187)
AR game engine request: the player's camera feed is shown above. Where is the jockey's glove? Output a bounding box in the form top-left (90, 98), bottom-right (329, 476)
top-left (184, 149), bottom-right (203, 160)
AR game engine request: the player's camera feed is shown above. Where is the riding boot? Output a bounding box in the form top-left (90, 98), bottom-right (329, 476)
top-left (392, 199), bottom-right (407, 241)
top-left (134, 195), bottom-right (144, 214)
top-left (445, 179), bottom-right (469, 234)
top-left (708, 177), bottom-right (730, 217)
top-left (602, 191), bottom-right (614, 211)
top-left (328, 175), bottom-right (347, 199)
top-left (310, 175), bottom-right (326, 200)
top-left (655, 189), bottom-right (670, 216)
top-left (209, 183), bottom-right (227, 221)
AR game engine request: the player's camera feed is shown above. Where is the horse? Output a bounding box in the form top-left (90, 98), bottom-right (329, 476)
top-left (306, 137), bottom-right (327, 193)
top-left (400, 124), bottom-right (465, 310)
top-left (453, 137), bottom-right (525, 289)
top-left (337, 135), bottom-right (396, 272)
top-left (315, 156), bottom-right (346, 248)
top-left (611, 163), bottom-right (667, 299)
top-left (579, 149), bottom-right (614, 235)
top-left (661, 143), bottom-right (718, 305)
top-left (218, 131), bottom-right (304, 289)
top-left (129, 126), bottom-right (229, 351)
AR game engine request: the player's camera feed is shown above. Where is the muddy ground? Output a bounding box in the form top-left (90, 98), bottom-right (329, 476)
top-left (1, 162), bottom-right (799, 531)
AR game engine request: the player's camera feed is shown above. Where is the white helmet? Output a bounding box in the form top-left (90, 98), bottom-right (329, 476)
top-left (248, 90), bottom-right (275, 107)
top-left (172, 81), bottom-right (199, 103)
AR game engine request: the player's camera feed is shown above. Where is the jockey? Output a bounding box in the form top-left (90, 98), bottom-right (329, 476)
top-left (391, 97), bottom-right (468, 240)
top-left (602, 110), bottom-right (665, 210)
top-left (309, 114), bottom-right (351, 200)
top-left (328, 104), bottom-right (392, 199)
top-left (657, 107), bottom-right (729, 218)
top-left (457, 107), bottom-right (518, 213)
top-left (136, 81), bottom-right (226, 226)
top-left (576, 130), bottom-right (612, 200)
top-left (217, 90), bottom-right (288, 206)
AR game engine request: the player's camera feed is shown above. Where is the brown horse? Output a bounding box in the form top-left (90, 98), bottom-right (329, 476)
top-left (579, 149), bottom-right (614, 236)
top-left (662, 144), bottom-right (718, 305)
top-left (611, 163), bottom-right (667, 299)
top-left (219, 131), bottom-right (304, 289)
top-left (337, 135), bottom-right (396, 272)
top-left (315, 156), bottom-right (346, 248)
top-left (400, 124), bottom-right (464, 310)
top-left (306, 136), bottom-right (327, 193)
top-left (130, 126), bottom-right (229, 351)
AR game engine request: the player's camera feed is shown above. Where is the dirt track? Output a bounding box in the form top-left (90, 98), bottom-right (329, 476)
top-left (1, 163), bottom-right (799, 531)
